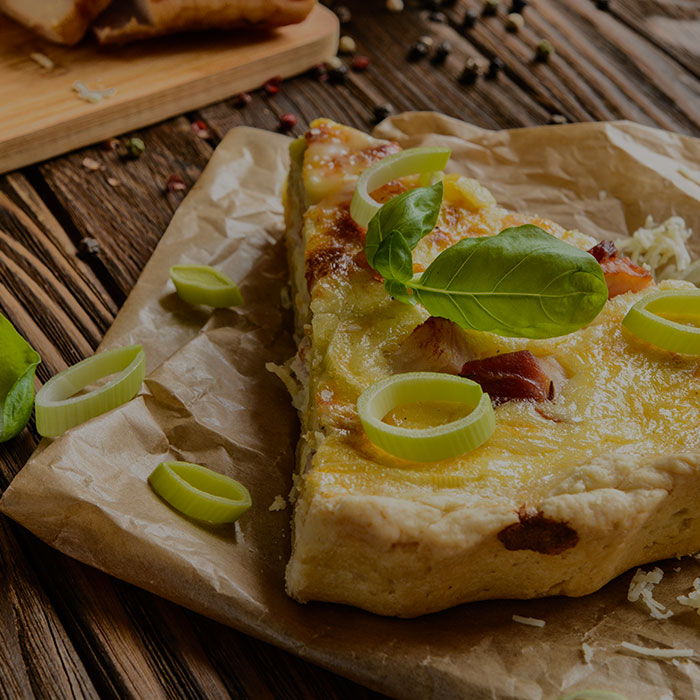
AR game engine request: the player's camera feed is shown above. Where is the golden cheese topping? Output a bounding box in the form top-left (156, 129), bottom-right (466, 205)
top-left (292, 120), bottom-right (700, 504)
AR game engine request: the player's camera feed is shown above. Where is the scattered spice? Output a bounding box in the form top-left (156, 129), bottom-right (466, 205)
top-left (461, 9), bottom-right (479, 28)
top-left (373, 103), bottom-right (393, 123)
top-left (81, 157), bottom-right (102, 171)
top-left (263, 75), bottom-right (283, 94)
top-left (124, 137), bottom-right (145, 159)
top-left (549, 113), bottom-right (567, 125)
top-left (595, 0), bottom-right (610, 9)
top-left (459, 58), bottom-right (481, 84)
top-left (511, 0), bottom-right (528, 11)
top-left (385, 0), bottom-right (404, 11)
top-left (278, 113), bottom-right (297, 131)
top-left (339, 35), bottom-right (356, 54)
top-left (482, 0), bottom-right (500, 16)
top-left (191, 120), bottom-right (211, 138)
top-left (428, 11), bottom-right (446, 22)
top-left (328, 64), bottom-right (348, 84)
top-left (487, 56), bottom-right (504, 78)
top-left (334, 5), bottom-right (352, 23)
top-left (166, 173), bottom-right (187, 193)
top-left (106, 177), bottom-right (120, 187)
top-left (408, 40), bottom-right (430, 61)
top-left (325, 55), bottom-right (343, 70)
top-left (535, 39), bottom-right (555, 61)
top-left (72, 81), bottom-right (116, 104)
top-left (234, 92), bottom-right (252, 107)
top-left (79, 237), bottom-right (100, 256)
top-left (351, 55), bottom-right (370, 71)
top-left (311, 63), bottom-right (329, 82)
top-left (423, 0), bottom-right (441, 9)
top-left (101, 138), bottom-right (120, 151)
top-left (432, 40), bottom-right (451, 64)
top-left (506, 12), bottom-right (524, 31)
top-left (442, 0), bottom-right (457, 6)
top-left (418, 35), bottom-right (434, 48)
top-left (29, 52), bottom-right (54, 70)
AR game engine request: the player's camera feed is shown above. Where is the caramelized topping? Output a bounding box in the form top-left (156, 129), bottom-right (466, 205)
top-left (460, 350), bottom-right (565, 405)
top-left (588, 240), bottom-right (654, 298)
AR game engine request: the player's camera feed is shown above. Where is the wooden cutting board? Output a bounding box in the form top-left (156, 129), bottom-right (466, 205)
top-left (0, 5), bottom-right (338, 174)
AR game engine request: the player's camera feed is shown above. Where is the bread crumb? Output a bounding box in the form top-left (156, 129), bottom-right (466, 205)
top-left (512, 614), bottom-right (545, 628)
top-left (269, 495), bottom-right (287, 511)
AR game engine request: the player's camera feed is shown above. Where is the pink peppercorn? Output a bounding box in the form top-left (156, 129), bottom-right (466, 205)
top-left (351, 55), bottom-right (370, 71)
top-left (278, 113), bottom-right (298, 131)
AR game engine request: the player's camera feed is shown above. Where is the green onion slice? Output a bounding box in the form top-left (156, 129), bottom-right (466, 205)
top-left (35, 345), bottom-right (145, 437)
top-left (148, 461), bottom-right (252, 524)
top-left (622, 288), bottom-right (700, 355)
top-left (557, 692), bottom-right (629, 700)
top-left (169, 265), bottom-right (243, 308)
top-left (350, 147), bottom-right (451, 229)
top-left (357, 372), bottom-right (495, 462)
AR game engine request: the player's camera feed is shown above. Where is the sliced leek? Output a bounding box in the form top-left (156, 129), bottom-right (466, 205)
top-left (169, 265), bottom-right (243, 308)
top-left (357, 372), bottom-right (495, 462)
top-left (35, 345), bottom-right (145, 437)
top-left (148, 461), bottom-right (251, 524)
top-left (622, 289), bottom-right (700, 355)
top-left (350, 147), bottom-right (451, 228)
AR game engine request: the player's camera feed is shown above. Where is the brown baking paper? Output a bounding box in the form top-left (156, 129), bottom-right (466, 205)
top-left (3, 113), bottom-right (700, 700)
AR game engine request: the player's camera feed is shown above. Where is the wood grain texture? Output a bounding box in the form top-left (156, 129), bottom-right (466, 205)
top-left (0, 5), bottom-right (339, 174)
top-left (0, 0), bottom-right (699, 698)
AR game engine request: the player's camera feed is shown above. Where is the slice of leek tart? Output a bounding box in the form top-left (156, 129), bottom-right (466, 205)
top-left (274, 118), bottom-right (700, 617)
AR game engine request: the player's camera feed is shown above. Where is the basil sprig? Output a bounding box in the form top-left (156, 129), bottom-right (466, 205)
top-left (365, 185), bottom-right (608, 339)
top-left (0, 313), bottom-right (41, 442)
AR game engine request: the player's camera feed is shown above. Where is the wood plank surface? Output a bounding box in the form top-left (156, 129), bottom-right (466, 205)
top-left (0, 5), bottom-right (338, 174)
top-left (1, 0), bottom-right (699, 698)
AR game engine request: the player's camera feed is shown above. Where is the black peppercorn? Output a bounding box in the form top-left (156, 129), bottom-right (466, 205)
top-left (432, 40), bottom-right (451, 64)
top-left (422, 0), bottom-right (442, 10)
top-left (328, 64), bottom-right (348, 83)
top-left (373, 103), bottom-right (394, 123)
top-left (442, 0), bottom-right (457, 6)
top-left (595, 0), bottom-right (610, 9)
top-left (486, 56), bottom-right (504, 78)
top-left (428, 10), bottom-right (446, 22)
top-left (510, 0), bottom-right (528, 11)
top-left (408, 40), bottom-right (430, 60)
top-left (459, 58), bottom-right (481, 84)
top-left (461, 8), bottom-right (478, 28)
top-left (482, 0), bottom-right (499, 16)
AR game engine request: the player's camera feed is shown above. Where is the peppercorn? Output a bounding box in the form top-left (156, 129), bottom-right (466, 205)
top-left (385, 0), bottom-right (404, 11)
top-left (486, 56), bottom-right (504, 78)
top-left (422, 0), bottom-right (441, 10)
top-left (264, 75), bottom-right (282, 94)
top-left (419, 35), bottom-right (434, 48)
top-left (328, 64), bottom-right (348, 84)
top-left (549, 114), bottom-right (567, 125)
top-left (595, 0), bottom-right (610, 9)
top-left (510, 0), bottom-right (527, 11)
top-left (428, 10), bottom-right (446, 22)
top-left (431, 40), bottom-right (451, 64)
top-left (442, 0), bottom-right (457, 6)
top-left (79, 237), bottom-right (100, 256)
top-left (335, 5), bottom-right (352, 23)
top-left (351, 55), bottom-right (371, 71)
top-left (506, 12), bottom-right (524, 31)
top-left (311, 63), bottom-right (328, 82)
top-left (278, 113), bottom-right (297, 131)
top-left (373, 103), bottom-right (393, 123)
top-left (124, 137), bottom-right (145, 159)
top-left (535, 39), bottom-right (555, 61)
top-left (326, 56), bottom-right (343, 70)
top-left (101, 138), bottom-right (120, 151)
top-left (166, 173), bottom-right (187, 193)
top-left (461, 8), bottom-right (479, 28)
top-left (339, 35), bottom-right (356, 54)
top-left (459, 58), bottom-right (481, 84)
top-left (234, 92), bottom-right (252, 107)
top-left (482, 0), bottom-right (499, 16)
top-left (408, 40), bottom-right (430, 61)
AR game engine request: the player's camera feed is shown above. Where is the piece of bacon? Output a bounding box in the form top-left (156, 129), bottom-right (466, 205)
top-left (393, 317), bottom-right (474, 375)
top-left (587, 240), bottom-right (654, 299)
top-left (460, 350), bottom-right (566, 406)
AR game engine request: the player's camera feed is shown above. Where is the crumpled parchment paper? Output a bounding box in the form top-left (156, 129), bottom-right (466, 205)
top-left (3, 113), bottom-right (700, 700)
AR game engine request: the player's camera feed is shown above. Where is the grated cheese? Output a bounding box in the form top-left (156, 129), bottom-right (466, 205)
top-left (677, 577), bottom-right (700, 615)
top-left (30, 52), bottom-right (54, 70)
top-left (268, 495), bottom-right (287, 512)
top-left (620, 641), bottom-right (694, 659)
top-left (627, 567), bottom-right (673, 619)
top-left (512, 614), bottom-right (545, 628)
top-left (581, 642), bottom-right (593, 664)
top-left (617, 215), bottom-right (694, 282)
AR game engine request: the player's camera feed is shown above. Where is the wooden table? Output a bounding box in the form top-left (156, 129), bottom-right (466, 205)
top-left (1, 1), bottom-right (699, 698)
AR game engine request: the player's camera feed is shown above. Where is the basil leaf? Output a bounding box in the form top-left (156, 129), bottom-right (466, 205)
top-left (408, 225), bottom-right (607, 338)
top-left (0, 313), bottom-right (41, 442)
top-left (365, 181), bottom-right (443, 268)
top-left (384, 279), bottom-right (417, 305)
top-left (373, 230), bottom-right (414, 283)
